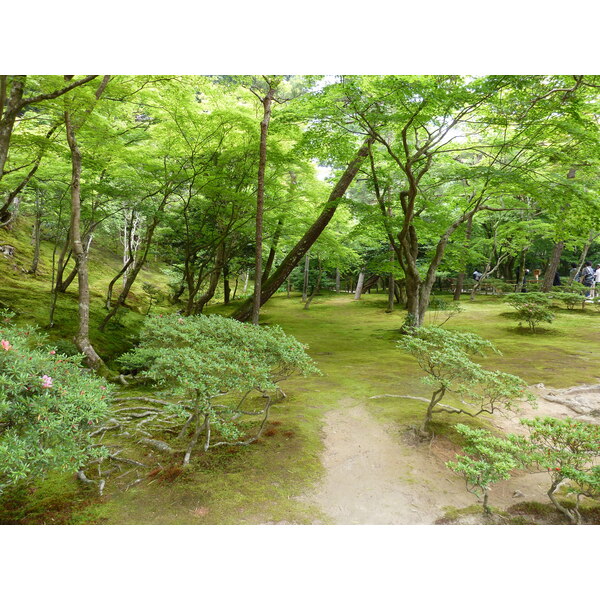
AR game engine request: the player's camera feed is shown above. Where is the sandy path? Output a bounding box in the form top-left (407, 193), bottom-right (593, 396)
top-left (300, 398), bottom-right (471, 524)
top-left (300, 393), bottom-right (581, 524)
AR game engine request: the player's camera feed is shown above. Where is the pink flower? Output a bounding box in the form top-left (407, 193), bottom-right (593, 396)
top-left (41, 375), bottom-right (53, 389)
top-left (1, 339), bottom-right (11, 351)
top-left (49, 350), bottom-right (56, 355)
top-left (100, 386), bottom-right (106, 390)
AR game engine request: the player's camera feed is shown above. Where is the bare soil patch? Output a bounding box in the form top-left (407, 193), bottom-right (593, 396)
top-left (300, 384), bottom-right (600, 525)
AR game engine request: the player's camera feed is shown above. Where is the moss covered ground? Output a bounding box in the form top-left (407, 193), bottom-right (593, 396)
top-left (2, 229), bottom-right (600, 524)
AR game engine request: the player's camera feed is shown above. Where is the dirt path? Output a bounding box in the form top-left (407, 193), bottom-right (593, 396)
top-left (300, 398), bottom-right (471, 524)
top-left (300, 390), bottom-right (594, 524)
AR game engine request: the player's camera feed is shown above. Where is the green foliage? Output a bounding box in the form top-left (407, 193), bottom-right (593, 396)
top-left (447, 424), bottom-right (520, 514)
top-left (427, 296), bottom-right (464, 326)
top-left (397, 326), bottom-right (534, 431)
top-left (0, 313), bottom-right (111, 493)
top-left (504, 293), bottom-right (555, 331)
top-left (447, 417), bottom-right (600, 522)
top-left (549, 291), bottom-right (585, 310)
top-left (119, 314), bottom-right (320, 458)
top-left (515, 417), bottom-right (600, 523)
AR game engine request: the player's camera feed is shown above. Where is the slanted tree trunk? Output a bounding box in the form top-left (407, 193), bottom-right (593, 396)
top-left (302, 253), bottom-right (310, 303)
top-left (570, 231), bottom-right (599, 283)
top-left (231, 138), bottom-right (374, 321)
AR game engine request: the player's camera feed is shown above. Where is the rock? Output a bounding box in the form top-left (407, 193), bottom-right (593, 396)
top-left (512, 490), bottom-right (525, 498)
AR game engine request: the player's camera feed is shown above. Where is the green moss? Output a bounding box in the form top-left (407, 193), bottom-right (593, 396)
top-left (3, 231), bottom-right (600, 524)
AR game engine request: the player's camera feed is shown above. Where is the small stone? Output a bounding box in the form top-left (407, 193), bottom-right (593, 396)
top-left (512, 490), bottom-right (524, 498)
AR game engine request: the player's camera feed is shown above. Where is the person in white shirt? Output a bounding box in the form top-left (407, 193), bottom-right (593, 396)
top-left (593, 264), bottom-right (600, 299)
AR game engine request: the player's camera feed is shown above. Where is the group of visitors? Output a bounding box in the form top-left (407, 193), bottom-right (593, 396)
top-left (470, 262), bottom-right (600, 298)
top-left (572, 261), bottom-right (600, 298)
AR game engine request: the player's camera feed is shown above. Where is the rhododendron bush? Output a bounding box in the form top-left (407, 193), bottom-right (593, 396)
top-left (119, 314), bottom-right (319, 463)
top-left (0, 313), bottom-right (110, 493)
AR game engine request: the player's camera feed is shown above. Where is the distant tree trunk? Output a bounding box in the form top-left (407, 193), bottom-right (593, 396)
top-left (105, 256), bottom-right (134, 309)
top-left (387, 263), bottom-right (395, 313)
top-left (335, 268), bottom-right (340, 293)
top-left (231, 137), bottom-right (374, 321)
top-left (286, 276), bottom-right (291, 298)
top-left (302, 253), bottom-right (310, 302)
top-left (28, 194), bottom-right (42, 274)
top-left (453, 214), bottom-right (473, 300)
top-left (65, 109), bottom-right (106, 372)
top-left (223, 262), bottom-right (231, 305)
top-left (252, 82), bottom-right (277, 326)
top-left (304, 258), bottom-right (322, 309)
top-left (99, 193), bottom-right (169, 331)
top-left (194, 242), bottom-right (225, 314)
top-left (354, 269), bottom-right (365, 300)
top-left (231, 274), bottom-right (239, 301)
top-left (242, 269), bottom-right (250, 294)
top-left (516, 249), bottom-right (528, 292)
top-left (542, 241), bottom-right (564, 291)
top-left (262, 218), bottom-right (282, 284)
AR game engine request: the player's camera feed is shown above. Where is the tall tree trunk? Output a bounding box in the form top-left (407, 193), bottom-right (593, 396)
top-left (302, 253), bottom-right (310, 303)
top-left (64, 110), bottom-right (106, 372)
top-left (286, 276), bottom-right (291, 298)
top-left (335, 268), bottom-right (340, 293)
top-left (231, 137), bottom-right (373, 322)
top-left (252, 83), bottom-right (277, 325)
top-left (542, 241), bottom-right (564, 291)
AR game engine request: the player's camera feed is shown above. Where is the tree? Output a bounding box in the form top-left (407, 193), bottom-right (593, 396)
top-left (119, 314), bottom-right (319, 464)
top-left (231, 137), bottom-right (373, 321)
top-left (63, 75), bottom-right (111, 372)
top-left (516, 417), bottom-right (600, 524)
top-left (447, 424), bottom-right (520, 516)
top-left (397, 326), bottom-right (535, 433)
top-left (0, 75), bottom-right (99, 227)
top-left (248, 76), bottom-right (281, 324)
